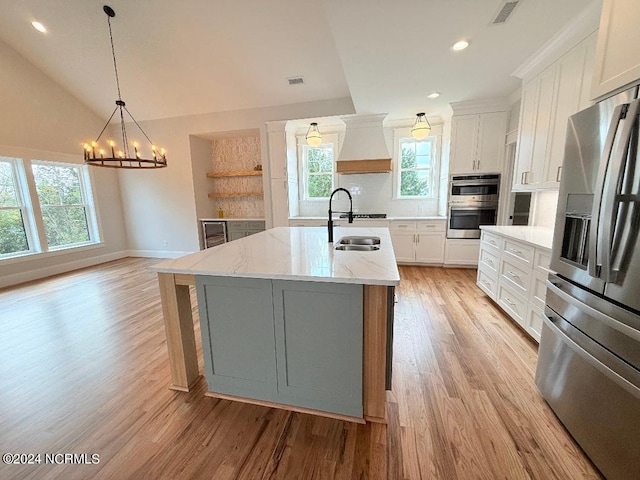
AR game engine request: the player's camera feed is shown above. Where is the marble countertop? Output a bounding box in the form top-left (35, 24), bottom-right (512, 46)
top-left (480, 225), bottom-right (554, 250)
top-left (152, 227), bottom-right (400, 286)
top-left (289, 216), bottom-right (447, 221)
top-left (200, 218), bottom-right (265, 222)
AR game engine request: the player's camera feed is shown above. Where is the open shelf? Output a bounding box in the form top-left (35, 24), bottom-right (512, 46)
top-left (208, 192), bottom-right (263, 198)
top-left (206, 170), bottom-right (263, 178)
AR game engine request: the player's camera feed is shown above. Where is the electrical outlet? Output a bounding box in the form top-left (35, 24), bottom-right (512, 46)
top-left (162, 240), bottom-right (168, 247)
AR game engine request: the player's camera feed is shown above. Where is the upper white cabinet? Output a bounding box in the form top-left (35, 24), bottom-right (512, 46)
top-left (513, 32), bottom-right (598, 191)
top-left (449, 112), bottom-right (508, 175)
top-left (591, 0), bottom-right (640, 100)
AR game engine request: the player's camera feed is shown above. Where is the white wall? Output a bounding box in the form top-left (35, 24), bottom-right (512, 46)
top-left (119, 97), bottom-right (355, 255)
top-left (0, 38), bottom-right (128, 288)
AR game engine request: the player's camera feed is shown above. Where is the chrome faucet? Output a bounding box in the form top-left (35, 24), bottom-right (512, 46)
top-left (328, 187), bottom-right (353, 243)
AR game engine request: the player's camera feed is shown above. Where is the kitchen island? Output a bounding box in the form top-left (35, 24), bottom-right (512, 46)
top-left (152, 227), bottom-right (400, 424)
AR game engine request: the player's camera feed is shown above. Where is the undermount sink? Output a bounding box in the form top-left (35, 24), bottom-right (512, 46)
top-left (336, 236), bottom-right (381, 246)
top-left (334, 244), bottom-right (380, 251)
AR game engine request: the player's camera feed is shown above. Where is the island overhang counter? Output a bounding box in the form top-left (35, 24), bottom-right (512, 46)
top-left (152, 226), bottom-right (400, 424)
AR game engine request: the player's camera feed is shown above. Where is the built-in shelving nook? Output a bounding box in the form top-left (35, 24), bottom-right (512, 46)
top-left (196, 129), bottom-right (264, 218)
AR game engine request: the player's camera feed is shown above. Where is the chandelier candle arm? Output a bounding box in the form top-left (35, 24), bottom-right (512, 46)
top-left (83, 5), bottom-right (167, 169)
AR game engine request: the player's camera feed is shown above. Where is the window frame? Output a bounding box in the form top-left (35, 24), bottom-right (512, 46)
top-left (0, 150), bottom-right (102, 263)
top-left (0, 157), bottom-right (38, 258)
top-left (297, 133), bottom-right (339, 201)
top-left (392, 126), bottom-right (441, 200)
top-left (31, 160), bottom-right (100, 251)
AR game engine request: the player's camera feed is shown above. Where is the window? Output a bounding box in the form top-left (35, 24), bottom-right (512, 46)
top-left (0, 154), bottom-right (100, 261)
top-left (302, 144), bottom-right (334, 199)
top-left (397, 137), bottom-right (436, 198)
top-left (0, 158), bottom-right (32, 257)
top-left (32, 162), bottom-right (94, 249)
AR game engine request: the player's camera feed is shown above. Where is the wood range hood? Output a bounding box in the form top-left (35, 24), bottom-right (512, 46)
top-left (336, 114), bottom-right (392, 174)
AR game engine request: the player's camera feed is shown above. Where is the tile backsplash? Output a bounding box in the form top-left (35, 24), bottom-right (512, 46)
top-left (299, 172), bottom-right (438, 217)
top-left (211, 136), bottom-right (264, 218)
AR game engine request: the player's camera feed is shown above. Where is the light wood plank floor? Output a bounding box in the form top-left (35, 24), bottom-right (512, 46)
top-left (0, 259), bottom-right (601, 479)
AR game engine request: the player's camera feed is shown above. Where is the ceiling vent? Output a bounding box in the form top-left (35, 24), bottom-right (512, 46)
top-left (492, 1), bottom-right (520, 24)
top-left (287, 76), bottom-right (304, 86)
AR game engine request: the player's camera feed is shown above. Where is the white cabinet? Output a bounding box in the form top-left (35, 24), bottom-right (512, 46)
top-left (265, 122), bottom-right (289, 228)
top-left (591, 0), bottom-right (640, 100)
top-left (476, 229), bottom-right (553, 343)
top-left (443, 239), bottom-right (480, 267)
top-left (513, 33), bottom-right (598, 191)
top-left (449, 112), bottom-right (508, 174)
top-left (390, 220), bottom-right (446, 264)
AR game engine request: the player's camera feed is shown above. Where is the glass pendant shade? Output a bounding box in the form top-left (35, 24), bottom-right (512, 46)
top-left (306, 123), bottom-right (322, 147)
top-left (411, 113), bottom-right (431, 140)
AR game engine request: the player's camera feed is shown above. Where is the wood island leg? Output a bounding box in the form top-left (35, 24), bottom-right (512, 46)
top-left (157, 272), bottom-right (200, 391)
top-left (363, 284), bottom-right (388, 423)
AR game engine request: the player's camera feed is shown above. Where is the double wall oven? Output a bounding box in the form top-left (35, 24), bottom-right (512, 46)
top-left (447, 174), bottom-right (499, 239)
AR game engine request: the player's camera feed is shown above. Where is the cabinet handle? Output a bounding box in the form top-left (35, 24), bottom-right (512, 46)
top-left (483, 280), bottom-right (492, 287)
top-left (505, 298), bottom-right (516, 307)
top-left (556, 166), bottom-right (562, 182)
top-left (416, 235), bottom-right (420, 243)
top-left (477, 159), bottom-right (480, 170)
top-left (424, 225), bottom-right (435, 228)
top-left (489, 240), bottom-right (497, 245)
top-left (507, 270), bottom-right (519, 278)
top-left (487, 259), bottom-right (494, 266)
top-left (509, 248), bottom-right (522, 255)
top-left (521, 171), bottom-right (526, 184)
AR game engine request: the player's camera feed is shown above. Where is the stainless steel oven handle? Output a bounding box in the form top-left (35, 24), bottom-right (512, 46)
top-left (600, 98), bottom-right (640, 283)
top-left (546, 280), bottom-right (640, 342)
top-left (589, 103), bottom-right (626, 278)
top-left (541, 312), bottom-right (640, 398)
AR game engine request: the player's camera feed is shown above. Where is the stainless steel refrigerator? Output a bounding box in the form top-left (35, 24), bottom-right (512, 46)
top-left (535, 86), bottom-right (640, 480)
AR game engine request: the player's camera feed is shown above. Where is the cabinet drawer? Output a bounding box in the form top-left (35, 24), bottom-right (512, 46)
top-left (500, 256), bottom-right (532, 295)
top-left (417, 221), bottom-right (445, 232)
top-left (503, 239), bottom-right (534, 266)
top-left (534, 249), bottom-right (552, 275)
top-left (529, 271), bottom-right (548, 311)
top-left (246, 221), bottom-right (265, 230)
top-left (497, 283), bottom-right (528, 327)
top-left (390, 221), bottom-right (417, 232)
top-left (477, 269), bottom-right (498, 300)
top-left (525, 304), bottom-right (544, 343)
top-left (226, 221), bottom-right (249, 232)
top-left (481, 231), bottom-right (502, 251)
top-left (479, 247), bottom-right (499, 275)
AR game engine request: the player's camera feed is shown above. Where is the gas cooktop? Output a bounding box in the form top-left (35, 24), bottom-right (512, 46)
top-left (339, 213), bottom-right (387, 219)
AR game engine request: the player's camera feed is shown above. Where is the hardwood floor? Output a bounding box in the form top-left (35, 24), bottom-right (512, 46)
top-left (0, 259), bottom-right (602, 479)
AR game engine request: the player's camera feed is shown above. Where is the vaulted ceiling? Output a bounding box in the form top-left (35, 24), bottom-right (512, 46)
top-left (0, 0), bottom-right (599, 122)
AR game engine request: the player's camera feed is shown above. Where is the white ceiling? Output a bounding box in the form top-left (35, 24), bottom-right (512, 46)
top-left (0, 0), bottom-right (599, 123)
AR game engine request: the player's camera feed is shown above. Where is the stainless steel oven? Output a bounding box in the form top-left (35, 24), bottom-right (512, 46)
top-left (450, 174), bottom-right (500, 202)
top-left (447, 174), bottom-right (499, 239)
top-left (447, 203), bottom-right (498, 239)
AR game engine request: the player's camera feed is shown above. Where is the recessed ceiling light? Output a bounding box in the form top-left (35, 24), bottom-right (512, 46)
top-left (31, 21), bottom-right (46, 33)
top-left (427, 92), bottom-right (440, 99)
top-left (451, 40), bottom-right (470, 51)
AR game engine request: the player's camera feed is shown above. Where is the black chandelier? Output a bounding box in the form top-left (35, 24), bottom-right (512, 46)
top-left (83, 5), bottom-right (167, 169)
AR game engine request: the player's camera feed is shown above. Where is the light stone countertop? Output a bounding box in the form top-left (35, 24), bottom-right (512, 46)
top-left (480, 225), bottom-right (554, 250)
top-left (289, 216), bottom-right (447, 221)
top-left (152, 226), bottom-right (400, 286)
top-left (200, 218), bottom-right (265, 222)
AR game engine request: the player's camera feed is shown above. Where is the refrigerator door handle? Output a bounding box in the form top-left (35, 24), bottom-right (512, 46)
top-left (600, 99), bottom-right (640, 282)
top-left (547, 280), bottom-right (640, 342)
top-left (589, 104), bottom-right (626, 279)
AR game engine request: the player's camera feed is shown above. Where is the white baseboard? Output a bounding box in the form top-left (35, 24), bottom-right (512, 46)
top-left (0, 250), bottom-right (128, 289)
top-left (125, 249), bottom-right (196, 259)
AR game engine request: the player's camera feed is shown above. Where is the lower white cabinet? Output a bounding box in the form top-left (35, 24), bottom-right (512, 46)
top-left (477, 229), bottom-right (552, 343)
top-left (390, 220), bottom-right (446, 265)
top-left (444, 239), bottom-right (480, 267)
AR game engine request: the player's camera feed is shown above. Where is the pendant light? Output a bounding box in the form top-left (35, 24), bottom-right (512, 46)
top-left (411, 113), bottom-right (431, 140)
top-left (83, 5), bottom-right (167, 169)
top-left (306, 122), bottom-right (322, 147)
